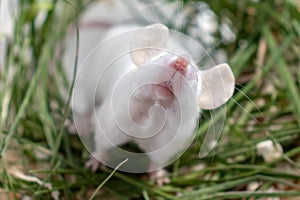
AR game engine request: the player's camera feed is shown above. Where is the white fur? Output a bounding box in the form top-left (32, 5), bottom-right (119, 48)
top-left (63, 1), bottom-right (235, 171)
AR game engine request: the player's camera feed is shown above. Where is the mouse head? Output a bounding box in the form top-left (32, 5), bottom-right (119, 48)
top-left (130, 23), bottom-right (235, 110)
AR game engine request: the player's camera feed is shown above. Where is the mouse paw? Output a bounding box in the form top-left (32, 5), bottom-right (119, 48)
top-left (85, 156), bottom-right (104, 171)
top-left (149, 169), bottom-right (170, 185)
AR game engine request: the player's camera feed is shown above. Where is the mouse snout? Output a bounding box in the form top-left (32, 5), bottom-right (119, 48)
top-left (170, 57), bottom-right (188, 75)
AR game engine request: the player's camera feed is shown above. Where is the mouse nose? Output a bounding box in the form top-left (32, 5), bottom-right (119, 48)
top-left (170, 57), bottom-right (188, 75)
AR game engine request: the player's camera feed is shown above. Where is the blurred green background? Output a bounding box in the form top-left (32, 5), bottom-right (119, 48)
top-left (0, 0), bottom-right (299, 199)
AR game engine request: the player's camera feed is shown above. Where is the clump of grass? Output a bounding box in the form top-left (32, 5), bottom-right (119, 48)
top-left (0, 0), bottom-right (300, 199)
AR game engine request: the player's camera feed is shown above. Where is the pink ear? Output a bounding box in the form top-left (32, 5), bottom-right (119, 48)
top-left (130, 23), bottom-right (169, 66)
top-left (198, 63), bottom-right (235, 110)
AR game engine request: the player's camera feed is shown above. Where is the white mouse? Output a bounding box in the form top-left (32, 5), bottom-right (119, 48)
top-left (64, 22), bottom-right (235, 179)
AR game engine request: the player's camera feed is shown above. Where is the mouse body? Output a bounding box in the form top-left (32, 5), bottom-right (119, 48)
top-left (63, 3), bottom-right (235, 177)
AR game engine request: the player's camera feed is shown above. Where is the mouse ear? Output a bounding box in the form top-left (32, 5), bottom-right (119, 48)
top-left (198, 63), bottom-right (235, 110)
top-left (130, 23), bottom-right (169, 66)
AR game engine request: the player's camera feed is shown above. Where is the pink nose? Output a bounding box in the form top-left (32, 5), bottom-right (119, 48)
top-left (171, 57), bottom-right (188, 75)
